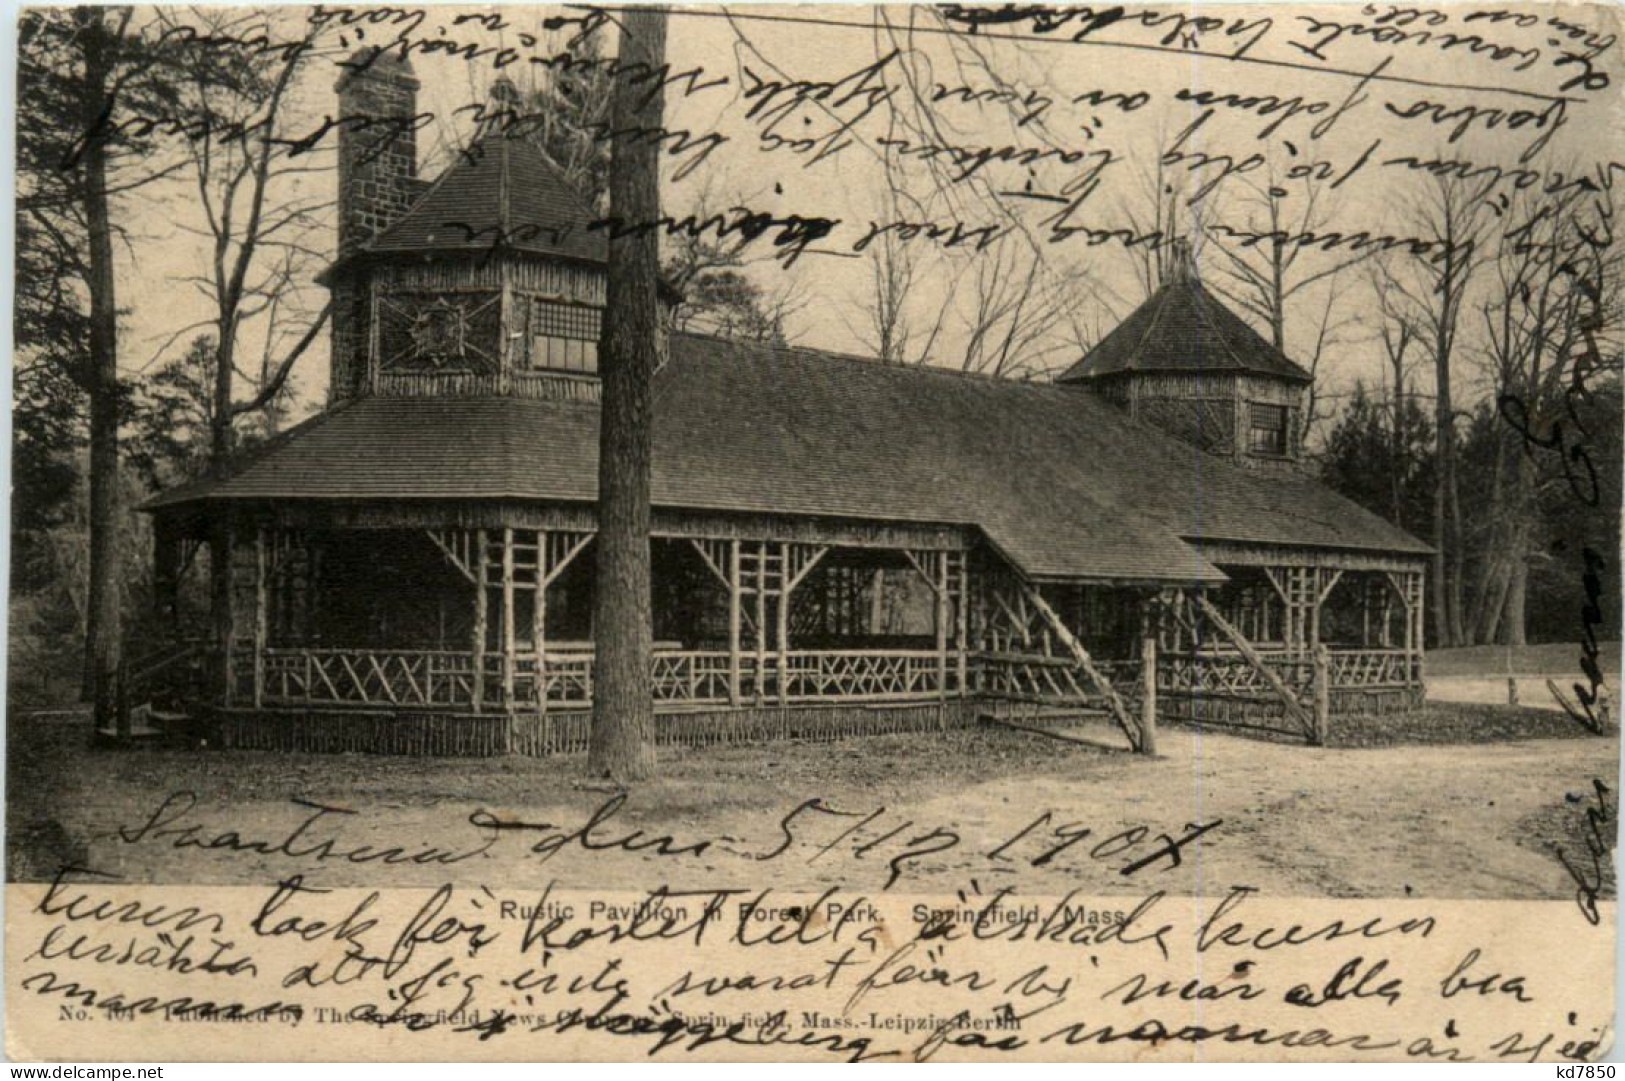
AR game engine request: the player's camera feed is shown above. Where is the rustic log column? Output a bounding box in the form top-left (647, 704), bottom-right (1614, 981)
top-left (1308, 574), bottom-right (1321, 659)
top-left (934, 552), bottom-right (949, 702)
top-left (1139, 595), bottom-right (1158, 756)
top-left (253, 526), bottom-right (267, 709)
top-left (502, 527), bottom-right (516, 708)
top-left (534, 539), bottom-right (547, 719)
top-left (1411, 568), bottom-right (1426, 685)
top-left (1312, 643), bottom-right (1331, 745)
top-left (754, 542), bottom-right (767, 704)
top-left (218, 521), bottom-right (236, 708)
top-left (956, 555), bottom-right (970, 695)
top-left (777, 542), bottom-right (791, 706)
top-left (473, 528), bottom-right (489, 713)
top-left (1360, 580), bottom-right (1371, 648)
top-left (727, 538), bottom-right (742, 706)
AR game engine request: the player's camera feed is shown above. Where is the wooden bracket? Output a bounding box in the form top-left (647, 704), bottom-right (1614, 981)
top-left (1022, 583), bottom-right (1143, 753)
top-left (427, 529), bottom-right (478, 584)
top-left (1195, 593), bottom-right (1316, 738)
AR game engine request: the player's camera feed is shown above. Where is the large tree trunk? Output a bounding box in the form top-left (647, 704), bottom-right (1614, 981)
top-left (1431, 287), bottom-right (1461, 648)
top-left (1430, 460), bottom-right (1450, 647)
top-left (1467, 427), bottom-right (1510, 643)
top-left (1498, 452), bottom-right (1535, 647)
top-left (78, 12), bottom-right (123, 730)
top-left (1502, 553), bottom-right (1528, 647)
top-left (589, 8), bottom-right (667, 782)
top-left (1389, 372), bottom-right (1406, 529)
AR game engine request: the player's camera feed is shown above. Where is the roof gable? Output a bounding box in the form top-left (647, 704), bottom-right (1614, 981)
top-left (1059, 278), bottom-right (1312, 383)
top-left (365, 132), bottom-right (607, 264)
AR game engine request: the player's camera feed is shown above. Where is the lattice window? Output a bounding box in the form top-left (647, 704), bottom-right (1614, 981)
top-left (528, 298), bottom-right (601, 374)
top-left (377, 291), bottom-right (500, 373)
top-left (1248, 402), bottom-right (1288, 456)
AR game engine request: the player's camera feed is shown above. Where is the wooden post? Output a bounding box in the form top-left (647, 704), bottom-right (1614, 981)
top-left (1024, 585), bottom-right (1140, 752)
top-left (934, 552), bottom-right (949, 702)
top-left (727, 538), bottom-right (741, 706)
top-left (1308, 572), bottom-right (1322, 658)
top-left (253, 526), bottom-right (267, 709)
top-left (1412, 569), bottom-right (1426, 686)
top-left (219, 521), bottom-right (236, 708)
top-left (956, 554), bottom-right (969, 696)
top-left (1194, 594), bottom-right (1316, 737)
top-left (1313, 643), bottom-right (1331, 745)
top-left (534, 536), bottom-right (547, 719)
top-left (1139, 596), bottom-right (1158, 755)
top-left (755, 542), bottom-right (767, 704)
top-left (473, 528), bottom-right (489, 713)
top-left (777, 542), bottom-right (791, 705)
top-left (502, 527), bottom-right (516, 709)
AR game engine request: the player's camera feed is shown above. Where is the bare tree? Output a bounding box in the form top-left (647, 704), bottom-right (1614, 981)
top-left (957, 232), bottom-right (1088, 378)
top-left (662, 180), bottom-right (807, 343)
top-left (1377, 171), bottom-right (1495, 647)
top-left (154, 8), bottom-right (333, 470)
top-left (590, 8), bottom-right (667, 782)
top-left (1471, 183), bottom-right (1623, 644)
top-left (1206, 161), bottom-right (1365, 352)
top-left (1371, 264), bottom-right (1420, 529)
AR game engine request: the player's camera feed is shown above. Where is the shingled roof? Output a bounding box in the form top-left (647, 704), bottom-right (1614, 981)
top-left (1058, 277), bottom-right (1312, 384)
top-left (148, 335), bottom-right (1428, 583)
top-left (363, 130), bottom-right (606, 265)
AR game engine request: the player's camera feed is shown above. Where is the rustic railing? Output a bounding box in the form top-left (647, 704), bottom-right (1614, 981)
top-left (974, 651), bottom-right (1139, 704)
top-left (1159, 648), bottom-right (1419, 697)
top-left (242, 645), bottom-right (1419, 712)
top-left (783, 649), bottom-right (953, 701)
top-left (1325, 648), bottom-right (1420, 688)
top-left (261, 649), bottom-right (479, 707)
top-left (250, 646), bottom-right (954, 709)
top-left (1160, 650), bottom-right (1311, 697)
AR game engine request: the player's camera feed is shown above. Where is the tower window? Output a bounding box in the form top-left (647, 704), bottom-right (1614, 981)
top-left (1248, 402), bottom-right (1288, 456)
top-left (529, 299), bottom-right (600, 374)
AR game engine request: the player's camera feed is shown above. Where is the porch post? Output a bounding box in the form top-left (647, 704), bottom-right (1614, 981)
top-left (956, 553), bottom-right (970, 696)
top-left (502, 527), bottom-right (516, 708)
top-left (728, 538), bottom-right (742, 706)
top-left (218, 520), bottom-right (236, 708)
top-left (935, 552), bottom-right (949, 702)
top-left (1308, 572), bottom-right (1321, 656)
top-left (1411, 568), bottom-right (1426, 686)
top-left (473, 528), bottom-right (489, 713)
top-left (1139, 593), bottom-right (1158, 756)
top-left (534, 535), bottom-right (547, 719)
top-left (1312, 643), bottom-right (1331, 745)
top-left (754, 542), bottom-right (767, 704)
top-left (253, 525), bottom-right (267, 709)
top-left (777, 542), bottom-right (791, 706)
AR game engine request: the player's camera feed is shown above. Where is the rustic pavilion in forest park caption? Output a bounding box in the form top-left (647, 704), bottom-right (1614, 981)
top-left (131, 56), bottom-right (1430, 756)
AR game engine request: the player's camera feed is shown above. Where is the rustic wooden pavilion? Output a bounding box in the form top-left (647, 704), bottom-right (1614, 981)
top-left (133, 59), bottom-right (1430, 755)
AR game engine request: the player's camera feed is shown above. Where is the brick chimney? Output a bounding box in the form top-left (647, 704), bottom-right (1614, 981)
top-left (329, 51), bottom-right (419, 403)
top-left (335, 50), bottom-right (420, 256)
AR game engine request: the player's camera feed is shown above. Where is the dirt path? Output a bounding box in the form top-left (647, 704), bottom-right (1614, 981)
top-left (10, 715), bottom-right (1615, 903)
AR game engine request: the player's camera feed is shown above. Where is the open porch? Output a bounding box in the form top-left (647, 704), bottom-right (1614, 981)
top-left (133, 506), bottom-right (1427, 755)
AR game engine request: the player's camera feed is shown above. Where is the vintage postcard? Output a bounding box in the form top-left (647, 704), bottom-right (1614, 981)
top-left (6, 0), bottom-right (1622, 1064)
